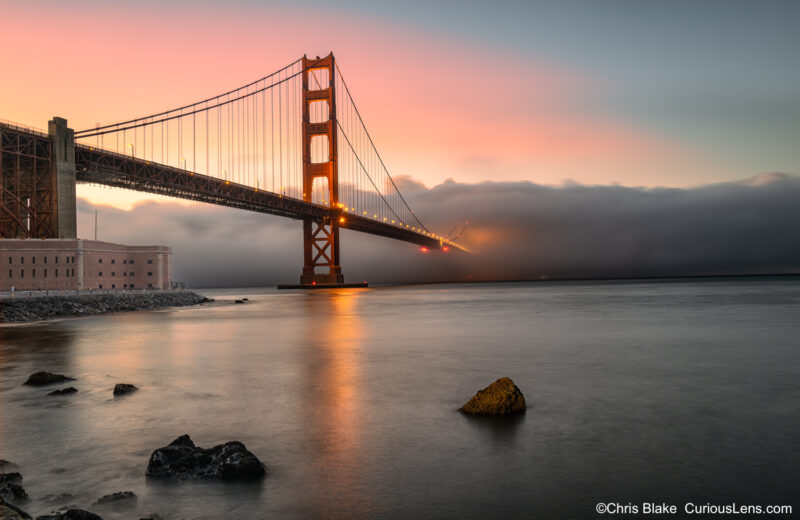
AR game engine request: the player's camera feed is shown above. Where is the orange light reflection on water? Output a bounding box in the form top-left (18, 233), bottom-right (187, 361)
top-left (302, 288), bottom-right (375, 517)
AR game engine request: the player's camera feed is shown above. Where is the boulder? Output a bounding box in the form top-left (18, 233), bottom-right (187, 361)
top-left (0, 483), bottom-right (28, 502)
top-left (0, 474), bottom-right (22, 487)
top-left (459, 377), bottom-right (526, 415)
top-left (0, 496), bottom-right (32, 519)
top-left (146, 434), bottom-right (266, 480)
top-left (47, 388), bottom-right (77, 396)
top-left (112, 384), bottom-right (137, 396)
top-left (23, 373), bottom-right (75, 386)
top-left (34, 510), bottom-right (102, 520)
top-left (92, 492), bottom-right (136, 506)
top-left (0, 462), bottom-right (14, 471)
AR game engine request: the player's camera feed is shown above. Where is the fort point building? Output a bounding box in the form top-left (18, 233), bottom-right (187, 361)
top-left (0, 239), bottom-right (172, 292)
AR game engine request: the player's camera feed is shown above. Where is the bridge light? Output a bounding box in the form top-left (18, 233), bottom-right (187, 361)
top-left (391, 220), bottom-right (395, 224)
top-left (420, 247), bottom-right (428, 253)
top-left (443, 246), bottom-right (450, 252)
top-left (383, 217), bottom-right (387, 221)
top-left (363, 211), bottom-right (367, 215)
top-left (339, 217), bottom-right (345, 223)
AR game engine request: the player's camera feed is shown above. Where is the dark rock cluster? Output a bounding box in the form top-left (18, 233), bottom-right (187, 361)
top-left (35, 510), bottom-right (103, 520)
top-left (92, 491), bottom-right (136, 506)
top-left (47, 388), bottom-right (78, 396)
top-left (23, 373), bottom-right (75, 386)
top-left (146, 434), bottom-right (266, 480)
top-left (0, 292), bottom-right (210, 323)
top-left (112, 384), bottom-right (137, 396)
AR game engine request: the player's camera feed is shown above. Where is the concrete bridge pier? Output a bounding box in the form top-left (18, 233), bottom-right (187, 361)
top-left (49, 117), bottom-right (76, 239)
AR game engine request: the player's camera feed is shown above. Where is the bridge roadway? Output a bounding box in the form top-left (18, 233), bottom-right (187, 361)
top-left (75, 144), bottom-right (459, 251)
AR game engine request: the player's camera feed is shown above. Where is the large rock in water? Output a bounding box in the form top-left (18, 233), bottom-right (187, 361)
top-left (145, 435), bottom-right (266, 480)
top-left (459, 377), bottom-right (526, 415)
top-left (23, 372), bottom-right (75, 386)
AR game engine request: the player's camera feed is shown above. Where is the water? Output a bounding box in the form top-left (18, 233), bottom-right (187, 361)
top-left (1, 278), bottom-right (798, 519)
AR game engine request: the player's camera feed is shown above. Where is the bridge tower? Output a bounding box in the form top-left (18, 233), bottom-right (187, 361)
top-left (300, 54), bottom-right (344, 285)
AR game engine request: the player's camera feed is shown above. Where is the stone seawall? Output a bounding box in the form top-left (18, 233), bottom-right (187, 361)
top-left (0, 291), bottom-right (209, 323)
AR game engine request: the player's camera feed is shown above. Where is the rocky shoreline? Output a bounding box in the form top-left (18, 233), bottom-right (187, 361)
top-left (0, 291), bottom-right (210, 324)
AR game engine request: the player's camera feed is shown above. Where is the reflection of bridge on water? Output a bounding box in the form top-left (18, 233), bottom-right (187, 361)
top-left (0, 54), bottom-right (466, 287)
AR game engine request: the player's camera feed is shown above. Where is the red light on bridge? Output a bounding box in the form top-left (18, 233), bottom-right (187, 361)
top-left (312, 281), bottom-right (317, 286)
top-left (420, 247), bottom-right (429, 253)
top-left (442, 246), bottom-right (449, 252)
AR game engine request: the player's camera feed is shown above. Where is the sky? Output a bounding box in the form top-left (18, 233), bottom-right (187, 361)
top-left (2, 0), bottom-right (798, 284)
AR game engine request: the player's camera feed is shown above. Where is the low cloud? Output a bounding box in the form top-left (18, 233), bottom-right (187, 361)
top-left (77, 173), bottom-right (800, 287)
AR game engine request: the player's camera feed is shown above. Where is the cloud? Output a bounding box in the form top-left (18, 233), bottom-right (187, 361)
top-left (76, 173), bottom-right (800, 287)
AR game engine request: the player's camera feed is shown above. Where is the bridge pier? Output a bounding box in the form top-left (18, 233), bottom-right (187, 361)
top-left (49, 117), bottom-right (77, 239)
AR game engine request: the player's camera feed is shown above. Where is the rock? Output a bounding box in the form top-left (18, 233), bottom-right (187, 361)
top-left (47, 388), bottom-right (77, 396)
top-left (112, 384), bottom-right (137, 396)
top-left (459, 377), bottom-right (526, 415)
top-left (146, 434), bottom-right (266, 480)
top-left (0, 496), bottom-right (32, 519)
top-left (0, 474), bottom-right (22, 486)
top-left (23, 372), bottom-right (75, 386)
top-left (0, 483), bottom-right (28, 502)
top-left (138, 515), bottom-right (162, 520)
top-left (92, 492), bottom-right (136, 506)
top-left (234, 299), bottom-right (244, 304)
top-left (0, 462), bottom-right (15, 471)
top-left (34, 510), bottom-right (103, 520)
top-left (0, 292), bottom-right (209, 324)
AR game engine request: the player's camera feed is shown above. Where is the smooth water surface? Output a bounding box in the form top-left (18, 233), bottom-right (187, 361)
top-left (1, 278), bottom-right (798, 519)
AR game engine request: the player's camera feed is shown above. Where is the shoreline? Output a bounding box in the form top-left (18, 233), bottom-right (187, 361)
top-left (0, 290), bottom-right (210, 324)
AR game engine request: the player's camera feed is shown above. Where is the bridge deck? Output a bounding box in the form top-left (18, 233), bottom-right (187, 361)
top-left (75, 145), bottom-right (463, 251)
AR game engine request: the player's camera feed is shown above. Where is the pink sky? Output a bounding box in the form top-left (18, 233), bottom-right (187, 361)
top-left (1, 2), bottom-right (729, 209)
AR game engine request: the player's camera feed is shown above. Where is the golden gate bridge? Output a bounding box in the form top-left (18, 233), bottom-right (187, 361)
top-left (0, 53), bottom-right (466, 287)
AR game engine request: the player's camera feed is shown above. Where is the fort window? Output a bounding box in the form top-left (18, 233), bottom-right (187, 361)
top-left (32, 257), bottom-right (36, 264)
top-left (148, 272), bottom-right (153, 276)
top-left (99, 259), bottom-right (103, 263)
top-left (111, 259), bottom-right (116, 264)
top-left (32, 269), bottom-right (36, 277)
top-left (20, 257), bottom-right (24, 264)
top-left (99, 272), bottom-right (103, 276)
top-left (55, 268), bottom-right (59, 276)
top-left (21, 269), bottom-right (24, 278)
top-left (44, 269), bottom-right (47, 277)
top-left (8, 270), bottom-right (11, 278)
top-left (147, 260), bottom-right (153, 264)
